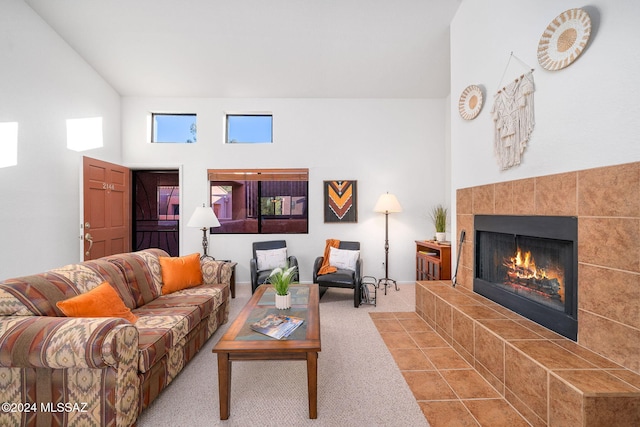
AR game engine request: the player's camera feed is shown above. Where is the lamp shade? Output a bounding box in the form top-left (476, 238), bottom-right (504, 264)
top-left (187, 204), bottom-right (220, 228)
top-left (373, 192), bottom-right (402, 213)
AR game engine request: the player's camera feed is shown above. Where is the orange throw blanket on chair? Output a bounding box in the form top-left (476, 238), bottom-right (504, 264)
top-left (318, 239), bottom-right (340, 275)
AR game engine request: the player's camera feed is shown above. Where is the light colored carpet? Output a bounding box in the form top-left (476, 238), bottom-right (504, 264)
top-left (137, 282), bottom-right (428, 427)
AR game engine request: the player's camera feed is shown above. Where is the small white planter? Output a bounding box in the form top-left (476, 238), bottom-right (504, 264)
top-left (436, 232), bottom-right (447, 242)
top-left (275, 292), bottom-right (291, 309)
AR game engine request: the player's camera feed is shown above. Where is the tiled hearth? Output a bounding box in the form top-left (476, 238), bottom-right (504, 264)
top-left (415, 281), bottom-right (640, 426)
top-left (371, 311), bottom-right (531, 426)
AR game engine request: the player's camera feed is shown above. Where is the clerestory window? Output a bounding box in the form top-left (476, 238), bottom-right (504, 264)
top-left (151, 113), bottom-right (197, 143)
top-left (225, 114), bottom-right (273, 144)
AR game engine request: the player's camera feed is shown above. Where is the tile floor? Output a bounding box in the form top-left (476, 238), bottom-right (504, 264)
top-left (371, 311), bottom-right (532, 427)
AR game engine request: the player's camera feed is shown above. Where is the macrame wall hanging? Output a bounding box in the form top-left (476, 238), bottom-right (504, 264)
top-left (491, 53), bottom-right (535, 170)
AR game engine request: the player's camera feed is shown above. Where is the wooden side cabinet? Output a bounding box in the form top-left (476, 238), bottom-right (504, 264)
top-left (416, 240), bottom-right (451, 281)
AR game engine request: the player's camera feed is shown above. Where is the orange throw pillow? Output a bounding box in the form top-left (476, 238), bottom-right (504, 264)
top-left (56, 282), bottom-right (138, 323)
top-left (159, 253), bottom-right (203, 295)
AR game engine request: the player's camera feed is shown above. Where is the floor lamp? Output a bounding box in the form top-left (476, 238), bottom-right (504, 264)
top-left (187, 204), bottom-right (220, 260)
top-left (374, 192), bottom-right (402, 294)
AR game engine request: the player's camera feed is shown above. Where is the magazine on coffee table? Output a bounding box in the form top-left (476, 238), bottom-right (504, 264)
top-left (250, 313), bottom-right (304, 340)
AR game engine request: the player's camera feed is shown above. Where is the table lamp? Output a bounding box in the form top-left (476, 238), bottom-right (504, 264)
top-left (187, 204), bottom-right (220, 259)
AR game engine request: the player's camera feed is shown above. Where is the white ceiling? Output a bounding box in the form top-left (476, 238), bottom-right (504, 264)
top-left (25, 0), bottom-right (461, 99)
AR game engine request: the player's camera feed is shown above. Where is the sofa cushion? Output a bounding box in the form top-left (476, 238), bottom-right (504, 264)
top-left (316, 269), bottom-right (357, 288)
top-left (71, 260), bottom-right (138, 309)
top-left (133, 306), bottom-right (202, 373)
top-left (132, 285), bottom-right (223, 373)
top-left (103, 252), bottom-right (162, 308)
top-left (0, 273), bottom-right (81, 317)
top-left (0, 277), bottom-right (54, 316)
top-left (143, 285), bottom-right (222, 320)
top-left (49, 262), bottom-right (109, 294)
top-left (134, 249), bottom-right (166, 294)
top-left (56, 282), bottom-right (138, 323)
top-left (159, 253), bottom-right (202, 295)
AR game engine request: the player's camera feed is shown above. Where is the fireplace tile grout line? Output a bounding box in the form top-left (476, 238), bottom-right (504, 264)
top-left (406, 317), bottom-right (528, 426)
top-left (574, 306), bottom-right (640, 331)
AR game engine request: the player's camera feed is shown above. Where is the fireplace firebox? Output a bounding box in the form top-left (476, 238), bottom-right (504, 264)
top-left (474, 215), bottom-right (578, 340)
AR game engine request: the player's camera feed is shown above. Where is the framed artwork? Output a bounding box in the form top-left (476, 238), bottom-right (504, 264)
top-left (324, 180), bottom-right (357, 223)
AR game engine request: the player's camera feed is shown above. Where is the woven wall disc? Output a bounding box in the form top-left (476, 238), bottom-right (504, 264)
top-left (537, 8), bottom-right (591, 71)
top-left (458, 85), bottom-right (483, 120)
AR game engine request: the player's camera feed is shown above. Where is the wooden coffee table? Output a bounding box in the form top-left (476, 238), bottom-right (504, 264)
top-left (212, 284), bottom-right (321, 420)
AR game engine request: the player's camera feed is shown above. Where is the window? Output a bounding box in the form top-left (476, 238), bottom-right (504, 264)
top-left (152, 113), bottom-right (197, 143)
top-left (208, 168), bottom-right (308, 234)
top-left (226, 114), bottom-right (272, 144)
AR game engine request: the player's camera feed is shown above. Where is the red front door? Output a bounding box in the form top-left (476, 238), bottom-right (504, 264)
top-left (82, 156), bottom-right (131, 260)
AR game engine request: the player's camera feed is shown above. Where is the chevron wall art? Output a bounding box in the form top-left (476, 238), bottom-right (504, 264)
top-left (324, 180), bottom-right (357, 223)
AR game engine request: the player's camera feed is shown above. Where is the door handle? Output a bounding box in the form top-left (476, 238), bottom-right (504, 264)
top-left (85, 233), bottom-right (93, 256)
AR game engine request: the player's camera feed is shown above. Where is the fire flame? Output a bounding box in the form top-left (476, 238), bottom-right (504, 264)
top-left (504, 248), bottom-right (548, 280)
top-left (502, 247), bottom-right (565, 302)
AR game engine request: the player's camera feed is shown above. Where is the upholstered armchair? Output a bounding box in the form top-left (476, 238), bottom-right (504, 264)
top-left (312, 241), bottom-right (362, 307)
top-left (250, 240), bottom-right (299, 293)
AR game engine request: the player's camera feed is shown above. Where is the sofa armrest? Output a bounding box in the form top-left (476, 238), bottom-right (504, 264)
top-left (0, 316), bottom-right (138, 369)
top-left (201, 259), bottom-right (233, 287)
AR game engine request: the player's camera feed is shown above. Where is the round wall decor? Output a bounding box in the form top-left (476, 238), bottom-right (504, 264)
top-left (537, 8), bottom-right (591, 71)
top-left (458, 85), bottom-right (483, 120)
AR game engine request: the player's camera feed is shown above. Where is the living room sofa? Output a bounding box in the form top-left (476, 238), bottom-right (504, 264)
top-left (0, 249), bottom-right (232, 427)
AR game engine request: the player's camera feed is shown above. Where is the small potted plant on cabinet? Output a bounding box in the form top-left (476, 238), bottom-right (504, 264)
top-left (430, 204), bottom-right (448, 242)
top-left (268, 264), bottom-right (298, 309)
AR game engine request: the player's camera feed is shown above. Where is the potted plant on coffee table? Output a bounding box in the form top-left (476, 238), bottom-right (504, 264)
top-left (268, 264), bottom-right (298, 309)
top-left (430, 204), bottom-right (448, 242)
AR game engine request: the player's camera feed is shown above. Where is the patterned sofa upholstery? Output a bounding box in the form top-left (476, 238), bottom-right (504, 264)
top-left (0, 249), bottom-right (232, 427)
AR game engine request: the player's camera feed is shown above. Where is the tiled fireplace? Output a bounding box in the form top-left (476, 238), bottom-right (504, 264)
top-left (414, 162), bottom-right (640, 426)
top-left (456, 161), bottom-right (639, 373)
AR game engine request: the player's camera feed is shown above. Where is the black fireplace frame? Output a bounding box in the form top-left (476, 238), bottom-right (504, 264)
top-left (474, 215), bottom-right (578, 340)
